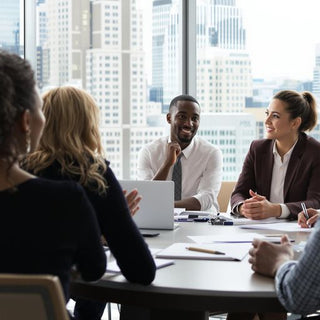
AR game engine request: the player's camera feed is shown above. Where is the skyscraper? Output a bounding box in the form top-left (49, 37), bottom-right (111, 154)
top-left (313, 43), bottom-right (320, 106)
top-left (151, 0), bottom-right (176, 106)
top-left (209, 0), bottom-right (246, 50)
top-left (45, 0), bottom-right (90, 88)
top-left (87, 0), bottom-right (165, 178)
top-left (196, 0), bottom-right (252, 113)
top-left (0, 1), bottom-right (21, 54)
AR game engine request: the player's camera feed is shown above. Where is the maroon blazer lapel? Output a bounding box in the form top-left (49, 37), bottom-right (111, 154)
top-left (284, 135), bottom-right (305, 200)
top-left (259, 141), bottom-right (274, 199)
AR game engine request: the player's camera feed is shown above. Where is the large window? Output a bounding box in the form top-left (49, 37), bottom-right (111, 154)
top-left (33, 0), bottom-right (182, 179)
top-left (195, 0), bottom-right (320, 180)
top-left (0, 0), bottom-right (24, 56)
top-left (26, 0), bottom-right (320, 180)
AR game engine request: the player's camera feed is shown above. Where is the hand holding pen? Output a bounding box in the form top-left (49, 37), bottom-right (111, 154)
top-left (298, 204), bottom-right (319, 228)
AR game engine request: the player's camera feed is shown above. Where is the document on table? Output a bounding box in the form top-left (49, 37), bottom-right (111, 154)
top-left (188, 232), bottom-right (295, 244)
top-left (156, 242), bottom-right (250, 261)
top-left (239, 222), bottom-right (313, 232)
top-left (106, 248), bottom-right (174, 273)
top-left (106, 258), bottom-right (174, 273)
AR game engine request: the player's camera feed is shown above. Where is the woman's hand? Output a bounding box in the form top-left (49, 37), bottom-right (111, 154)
top-left (123, 189), bottom-right (142, 216)
top-left (239, 189), bottom-right (281, 219)
top-left (298, 208), bottom-right (319, 228)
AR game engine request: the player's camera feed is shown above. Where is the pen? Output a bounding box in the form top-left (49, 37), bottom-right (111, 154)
top-left (186, 246), bottom-right (225, 255)
top-left (301, 202), bottom-right (309, 220)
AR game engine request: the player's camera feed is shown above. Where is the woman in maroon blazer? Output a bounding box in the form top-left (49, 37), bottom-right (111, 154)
top-left (231, 90), bottom-right (320, 220)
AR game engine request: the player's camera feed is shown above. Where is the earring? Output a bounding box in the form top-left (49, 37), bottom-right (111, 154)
top-left (25, 129), bottom-right (31, 154)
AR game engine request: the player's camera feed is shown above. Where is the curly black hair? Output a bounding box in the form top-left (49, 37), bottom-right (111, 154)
top-left (0, 50), bottom-right (36, 165)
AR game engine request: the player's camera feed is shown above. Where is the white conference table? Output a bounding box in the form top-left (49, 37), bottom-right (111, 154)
top-left (70, 222), bottom-right (309, 320)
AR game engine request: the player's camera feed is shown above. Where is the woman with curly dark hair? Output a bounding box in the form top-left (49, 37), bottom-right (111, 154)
top-left (0, 51), bottom-right (106, 317)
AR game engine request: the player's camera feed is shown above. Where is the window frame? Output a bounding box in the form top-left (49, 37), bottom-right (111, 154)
top-left (24, 0), bottom-right (36, 70)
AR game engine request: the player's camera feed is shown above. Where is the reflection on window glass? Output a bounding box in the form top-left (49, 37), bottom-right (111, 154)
top-left (0, 0), bottom-right (23, 56)
top-left (196, 0), bottom-right (320, 180)
top-left (35, 0), bottom-right (182, 179)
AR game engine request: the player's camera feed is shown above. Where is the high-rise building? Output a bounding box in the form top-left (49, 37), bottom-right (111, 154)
top-left (87, 0), bottom-right (165, 178)
top-left (313, 43), bottom-right (320, 106)
top-left (198, 113), bottom-right (255, 181)
top-left (36, 0), bottom-right (49, 88)
top-left (151, 0), bottom-right (176, 105)
top-left (208, 0), bottom-right (246, 50)
top-left (45, 0), bottom-right (90, 88)
top-left (0, 0), bottom-right (21, 54)
top-left (196, 0), bottom-right (252, 113)
top-left (196, 0), bottom-right (253, 179)
top-left (197, 48), bottom-right (252, 113)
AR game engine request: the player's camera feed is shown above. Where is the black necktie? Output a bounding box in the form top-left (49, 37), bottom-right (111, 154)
top-left (172, 154), bottom-right (182, 201)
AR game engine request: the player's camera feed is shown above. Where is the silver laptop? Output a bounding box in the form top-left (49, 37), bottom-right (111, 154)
top-left (119, 180), bottom-right (175, 230)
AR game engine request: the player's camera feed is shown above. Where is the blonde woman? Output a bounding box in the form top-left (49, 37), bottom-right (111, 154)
top-left (24, 86), bottom-right (155, 320)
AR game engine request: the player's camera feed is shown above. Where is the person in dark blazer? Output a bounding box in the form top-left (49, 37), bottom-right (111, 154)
top-left (231, 90), bottom-right (320, 221)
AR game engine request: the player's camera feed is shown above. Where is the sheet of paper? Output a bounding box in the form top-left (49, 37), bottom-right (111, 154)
top-left (188, 233), bottom-right (294, 244)
top-left (106, 248), bottom-right (174, 273)
top-left (239, 222), bottom-right (312, 232)
top-left (106, 258), bottom-right (174, 273)
top-left (156, 242), bottom-right (250, 261)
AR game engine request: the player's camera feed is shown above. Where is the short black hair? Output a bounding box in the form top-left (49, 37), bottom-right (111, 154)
top-left (169, 94), bottom-right (200, 111)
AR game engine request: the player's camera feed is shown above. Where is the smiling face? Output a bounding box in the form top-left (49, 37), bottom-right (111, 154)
top-left (265, 98), bottom-right (301, 142)
top-left (167, 100), bottom-right (200, 149)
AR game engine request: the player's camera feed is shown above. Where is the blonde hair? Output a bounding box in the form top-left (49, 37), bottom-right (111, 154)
top-left (25, 86), bottom-right (108, 194)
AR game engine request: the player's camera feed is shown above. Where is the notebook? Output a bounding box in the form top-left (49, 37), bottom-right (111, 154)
top-left (119, 180), bottom-right (175, 230)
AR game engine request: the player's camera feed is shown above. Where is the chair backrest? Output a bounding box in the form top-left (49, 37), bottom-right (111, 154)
top-left (217, 181), bottom-right (237, 213)
top-left (0, 274), bottom-right (69, 320)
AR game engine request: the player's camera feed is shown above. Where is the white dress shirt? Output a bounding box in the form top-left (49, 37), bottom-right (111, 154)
top-left (270, 141), bottom-right (297, 218)
top-left (137, 136), bottom-right (223, 212)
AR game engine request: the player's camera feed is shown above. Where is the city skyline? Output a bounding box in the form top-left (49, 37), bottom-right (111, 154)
top-left (2, 0), bottom-right (320, 181)
top-left (140, 0), bottom-right (320, 83)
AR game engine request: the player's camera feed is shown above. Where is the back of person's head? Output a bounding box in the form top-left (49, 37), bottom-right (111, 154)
top-left (25, 86), bottom-right (108, 194)
top-left (273, 90), bottom-right (317, 132)
top-left (169, 94), bottom-right (200, 112)
top-left (41, 86), bottom-right (102, 154)
top-left (0, 50), bottom-right (36, 165)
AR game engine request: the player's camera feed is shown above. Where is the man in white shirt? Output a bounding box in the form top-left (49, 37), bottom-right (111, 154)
top-left (137, 94), bottom-right (222, 212)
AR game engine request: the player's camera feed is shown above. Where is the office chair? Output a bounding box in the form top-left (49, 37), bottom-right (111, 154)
top-left (217, 181), bottom-right (236, 213)
top-left (0, 274), bottom-right (69, 320)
